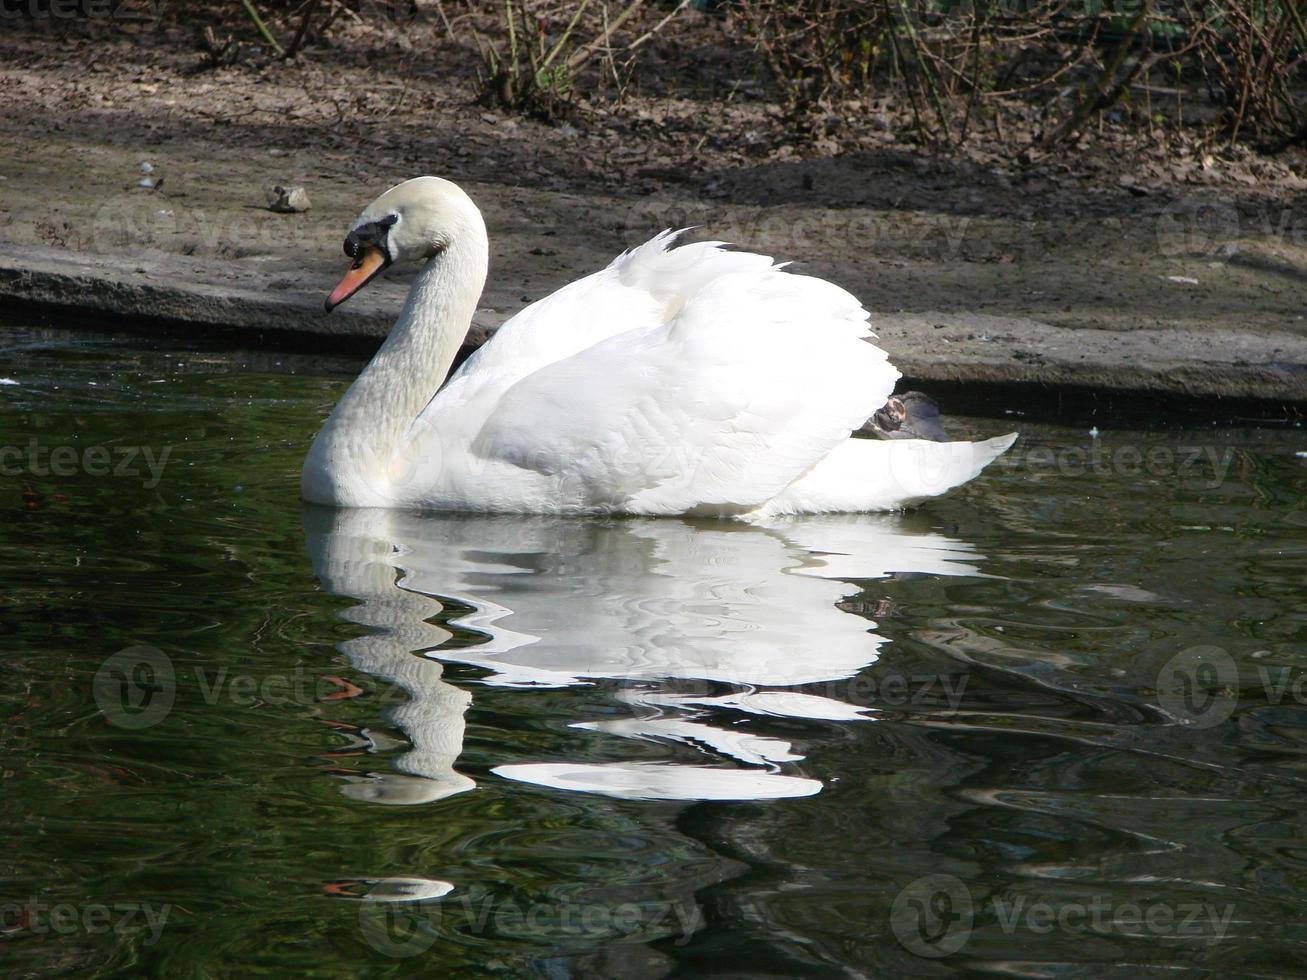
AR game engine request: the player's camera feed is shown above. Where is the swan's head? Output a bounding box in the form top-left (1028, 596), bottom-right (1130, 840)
top-left (325, 176), bottom-right (483, 312)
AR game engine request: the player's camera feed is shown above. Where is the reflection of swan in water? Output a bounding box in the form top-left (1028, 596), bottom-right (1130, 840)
top-left (303, 508), bottom-right (986, 802)
top-left (305, 507), bottom-right (474, 805)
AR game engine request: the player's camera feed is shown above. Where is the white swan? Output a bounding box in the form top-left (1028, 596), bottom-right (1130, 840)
top-left (302, 176), bottom-right (1015, 515)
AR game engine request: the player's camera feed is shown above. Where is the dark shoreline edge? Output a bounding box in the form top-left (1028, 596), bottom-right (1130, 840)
top-left (4, 246), bottom-right (1305, 425)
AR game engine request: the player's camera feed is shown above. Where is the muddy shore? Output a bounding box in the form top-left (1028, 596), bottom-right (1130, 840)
top-left (2, 28), bottom-right (1306, 405)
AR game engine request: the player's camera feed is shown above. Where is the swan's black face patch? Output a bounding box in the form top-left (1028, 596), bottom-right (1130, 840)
top-left (344, 213), bottom-right (398, 261)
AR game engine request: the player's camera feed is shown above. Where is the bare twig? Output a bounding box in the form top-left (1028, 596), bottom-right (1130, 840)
top-left (283, 0), bottom-right (320, 59)
top-left (627, 0), bottom-right (691, 53)
top-left (1039, 0), bottom-right (1152, 148)
top-left (565, 0), bottom-right (643, 73)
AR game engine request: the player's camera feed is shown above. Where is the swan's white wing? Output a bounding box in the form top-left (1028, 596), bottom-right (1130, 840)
top-left (468, 247), bottom-right (899, 514)
top-left (440, 231), bottom-right (776, 397)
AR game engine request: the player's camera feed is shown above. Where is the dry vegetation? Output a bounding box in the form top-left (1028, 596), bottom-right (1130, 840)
top-left (6, 0), bottom-right (1307, 201)
top-left (157, 1), bottom-right (1307, 152)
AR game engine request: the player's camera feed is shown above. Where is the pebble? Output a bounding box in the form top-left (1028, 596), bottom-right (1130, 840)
top-left (267, 185), bottom-right (311, 213)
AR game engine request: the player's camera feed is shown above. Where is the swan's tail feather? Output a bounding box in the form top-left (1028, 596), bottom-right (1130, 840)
top-left (749, 433), bottom-right (1017, 518)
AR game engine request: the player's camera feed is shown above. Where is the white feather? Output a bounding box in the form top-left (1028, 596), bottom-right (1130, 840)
top-left (302, 178), bottom-right (1016, 514)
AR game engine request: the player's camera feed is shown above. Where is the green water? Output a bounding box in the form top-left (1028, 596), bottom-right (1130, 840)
top-left (3, 325), bottom-right (1307, 977)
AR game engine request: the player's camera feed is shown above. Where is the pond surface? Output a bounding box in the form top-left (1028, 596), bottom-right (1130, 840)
top-left (3, 325), bottom-right (1307, 977)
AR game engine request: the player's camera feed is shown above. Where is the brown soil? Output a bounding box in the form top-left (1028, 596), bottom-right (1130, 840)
top-left (2, 13), bottom-right (1306, 389)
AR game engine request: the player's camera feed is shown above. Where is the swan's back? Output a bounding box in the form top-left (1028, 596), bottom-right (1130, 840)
top-left (447, 232), bottom-right (787, 390)
top-left (406, 233), bottom-right (1006, 515)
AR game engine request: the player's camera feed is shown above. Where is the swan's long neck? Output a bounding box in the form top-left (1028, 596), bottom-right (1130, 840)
top-left (303, 222), bottom-right (488, 507)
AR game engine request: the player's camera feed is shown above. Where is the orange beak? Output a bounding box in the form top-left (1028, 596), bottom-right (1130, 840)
top-left (325, 246), bottom-right (387, 312)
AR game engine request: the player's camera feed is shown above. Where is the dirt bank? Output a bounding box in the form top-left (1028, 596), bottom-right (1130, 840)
top-left (1, 25), bottom-right (1306, 403)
